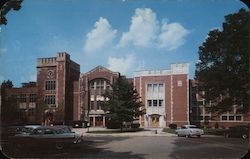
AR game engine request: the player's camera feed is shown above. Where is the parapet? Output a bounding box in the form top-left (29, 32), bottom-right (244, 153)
top-left (37, 57), bottom-right (57, 67)
top-left (134, 63), bottom-right (189, 77)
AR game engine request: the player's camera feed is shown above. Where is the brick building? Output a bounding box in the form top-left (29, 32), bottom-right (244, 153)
top-left (79, 66), bottom-right (120, 127)
top-left (190, 80), bottom-right (250, 128)
top-left (3, 84), bottom-right (37, 124)
top-left (36, 52), bottom-right (80, 124)
top-left (134, 63), bottom-right (189, 128)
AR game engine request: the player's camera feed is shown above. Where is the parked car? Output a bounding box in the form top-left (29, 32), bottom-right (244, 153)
top-left (175, 125), bottom-right (204, 138)
top-left (9, 126), bottom-right (83, 150)
top-left (224, 125), bottom-right (249, 139)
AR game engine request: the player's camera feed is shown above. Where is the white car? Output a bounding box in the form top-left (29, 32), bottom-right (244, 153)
top-left (175, 125), bottom-right (204, 138)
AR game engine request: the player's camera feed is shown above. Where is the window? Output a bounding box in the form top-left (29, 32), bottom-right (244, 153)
top-left (159, 100), bottom-right (163, 107)
top-left (29, 94), bottom-right (37, 102)
top-left (153, 100), bottom-right (157, 107)
top-left (45, 81), bottom-right (56, 90)
top-left (229, 116), bottom-right (234, 120)
top-left (146, 83), bottom-right (164, 108)
top-left (204, 116), bottom-right (210, 121)
top-left (236, 115), bottom-right (242, 121)
top-left (177, 80), bottom-right (182, 87)
top-left (90, 101), bottom-right (94, 110)
top-left (221, 116), bottom-right (227, 120)
top-left (44, 95), bottom-right (55, 105)
top-left (97, 101), bottom-right (103, 110)
top-left (147, 100), bottom-right (152, 107)
top-left (28, 108), bottom-right (35, 116)
top-left (19, 94), bottom-right (26, 102)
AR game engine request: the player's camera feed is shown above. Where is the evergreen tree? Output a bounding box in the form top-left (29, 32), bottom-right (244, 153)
top-left (195, 9), bottom-right (249, 114)
top-left (103, 76), bottom-right (144, 131)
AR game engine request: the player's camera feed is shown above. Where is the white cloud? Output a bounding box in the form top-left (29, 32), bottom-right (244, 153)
top-left (157, 21), bottom-right (189, 50)
top-left (107, 54), bottom-right (136, 75)
top-left (118, 8), bottom-right (159, 47)
top-left (84, 17), bottom-right (117, 53)
top-left (118, 8), bottom-right (189, 51)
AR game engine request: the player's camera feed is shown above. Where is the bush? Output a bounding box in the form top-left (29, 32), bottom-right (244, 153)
top-left (169, 124), bottom-right (177, 129)
top-left (131, 123), bottom-right (140, 128)
top-left (106, 120), bottom-right (120, 129)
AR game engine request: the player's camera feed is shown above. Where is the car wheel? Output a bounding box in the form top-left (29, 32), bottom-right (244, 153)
top-left (185, 135), bottom-right (190, 138)
top-left (197, 135), bottom-right (201, 138)
top-left (242, 134), bottom-right (247, 139)
top-left (55, 143), bottom-right (65, 150)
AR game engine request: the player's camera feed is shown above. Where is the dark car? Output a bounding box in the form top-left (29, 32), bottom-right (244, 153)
top-left (9, 126), bottom-right (83, 150)
top-left (224, 125), bottom-right (249, 139)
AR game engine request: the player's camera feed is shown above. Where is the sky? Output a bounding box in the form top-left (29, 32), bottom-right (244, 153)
top-left (0, 0), bottom-right (247, 87)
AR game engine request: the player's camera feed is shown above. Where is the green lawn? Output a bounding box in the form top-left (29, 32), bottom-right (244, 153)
top-left (87, 128), bottom-right (144, 134)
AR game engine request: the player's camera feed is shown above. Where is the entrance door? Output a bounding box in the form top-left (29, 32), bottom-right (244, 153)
top-left (95, 117), bottom-right (103, 126)
top-left (151, 116), bottom-right (160, 127)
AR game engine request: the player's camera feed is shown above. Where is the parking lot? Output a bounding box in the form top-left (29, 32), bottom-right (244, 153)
top-left (2, 134), bottom-right (249, 159)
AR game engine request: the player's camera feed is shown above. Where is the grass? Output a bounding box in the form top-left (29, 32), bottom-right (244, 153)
top-left (162, 128), bottom-right (176, 134)
top-left (203, 128), bottom-right (225, 136)
top-left (87, 128), bottom-right (144, 134)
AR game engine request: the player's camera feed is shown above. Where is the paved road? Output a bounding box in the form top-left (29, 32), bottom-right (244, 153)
top-left (2, 135), bottom-right (249, 159)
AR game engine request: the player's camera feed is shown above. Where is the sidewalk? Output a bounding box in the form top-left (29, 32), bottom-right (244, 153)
top-left (72, 127), bottom-right (176, 137)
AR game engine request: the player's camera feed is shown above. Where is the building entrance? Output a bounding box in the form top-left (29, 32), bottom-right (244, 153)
top-left (151, 115), bottom-right (160, 127)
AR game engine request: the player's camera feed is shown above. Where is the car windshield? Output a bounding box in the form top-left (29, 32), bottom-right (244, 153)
top-left (189, 126), bottom-right (198, 128)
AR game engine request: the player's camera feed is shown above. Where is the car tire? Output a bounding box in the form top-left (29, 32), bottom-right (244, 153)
top-left (55, 143), bottom-right (65, 150)
top-left (197, 135), bottom-right (201, 138)
top-left (242, 134), bottom-right (247, 139)
top-left (185, 135), bottom-right (190, 138)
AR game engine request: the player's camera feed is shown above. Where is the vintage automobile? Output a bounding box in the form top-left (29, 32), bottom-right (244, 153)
top-left (175, 125), bottom-right (204, 138)
top-left (9, 126), bottom-right (83, 150)
top-left (224, 125), bottom-right (249, 139)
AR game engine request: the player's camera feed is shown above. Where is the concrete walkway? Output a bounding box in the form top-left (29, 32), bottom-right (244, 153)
top-left (72, 127), bottom-right (176, 137)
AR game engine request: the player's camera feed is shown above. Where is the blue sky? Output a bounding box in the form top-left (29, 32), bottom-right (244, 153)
top-left (0, 0), bottom-right (247, 87)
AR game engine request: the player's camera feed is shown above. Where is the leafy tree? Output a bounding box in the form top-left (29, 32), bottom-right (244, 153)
top-left (0, 0), bottom-right (23, 25)
top-left (103, 76), bottom-right (144, 131)
top-left (195, 9), bottom-right (249, 114)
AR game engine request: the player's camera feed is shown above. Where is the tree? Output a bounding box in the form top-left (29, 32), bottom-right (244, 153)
top-left (195, 9), bottom-right (249, 114)
top-left (103, 76), bottom-right (144, 131)
top-left (0, 0), bottom-right (23, 25)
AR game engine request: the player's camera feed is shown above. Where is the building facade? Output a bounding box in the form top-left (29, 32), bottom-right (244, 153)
top-left (79, 66), bottom-right (120, 127)
top-left (36, 52), bottom-right (80, 124)
top-left (3, 85), bottom-right (37, 124)
top-left (190, 80), bottom-right (250, 128)
top-left (134, 63), bottom-right (189, 128)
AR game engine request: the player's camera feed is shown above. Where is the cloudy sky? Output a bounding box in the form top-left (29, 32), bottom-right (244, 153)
top-left (0, 0), bottom-right (247, 87)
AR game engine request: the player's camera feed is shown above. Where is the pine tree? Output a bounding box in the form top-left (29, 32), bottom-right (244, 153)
top-left (103, 76), bottom-right (144, 131)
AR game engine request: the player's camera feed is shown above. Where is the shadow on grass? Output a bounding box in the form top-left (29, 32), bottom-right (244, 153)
top-left (2, 136), bottom-right (145, 159)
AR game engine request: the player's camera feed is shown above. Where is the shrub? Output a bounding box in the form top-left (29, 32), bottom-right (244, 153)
top-left (106, 120), bottom-right (120, 129)
top-left (169, 124), bottom-right (177, 129)
top-left (131, 123), bottom-right (140, 128)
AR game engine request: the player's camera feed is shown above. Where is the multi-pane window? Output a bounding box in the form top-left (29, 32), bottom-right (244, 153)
top-left (45, 81), bottom-right (56, 90)
top-left (147, 100), bottom-right (152, 107)
top-left (28, 108), bottom-right (35, 116)
top-left (44, 95), bottom-right (55, 105)
top-left (96, 80), bottom-right (105, 95)
top-left (146, 83), bottom-right (164, 108)
top-left (90, 101), bottom-right (94, 110)
top-left (29, 94), bottom-right (37, 102)
top-left (221, 115), bottom-right (243, 121)
top-left (90, 79), bottom-right (109, 95)
top-left (19, 94), bottom-right (27, 103)
top-left (97, 101), bottom-right (103, 110)
top-left (236, 115), bottom-right (242, 121)
top-left (221, 116), bottom-right (227, 120)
